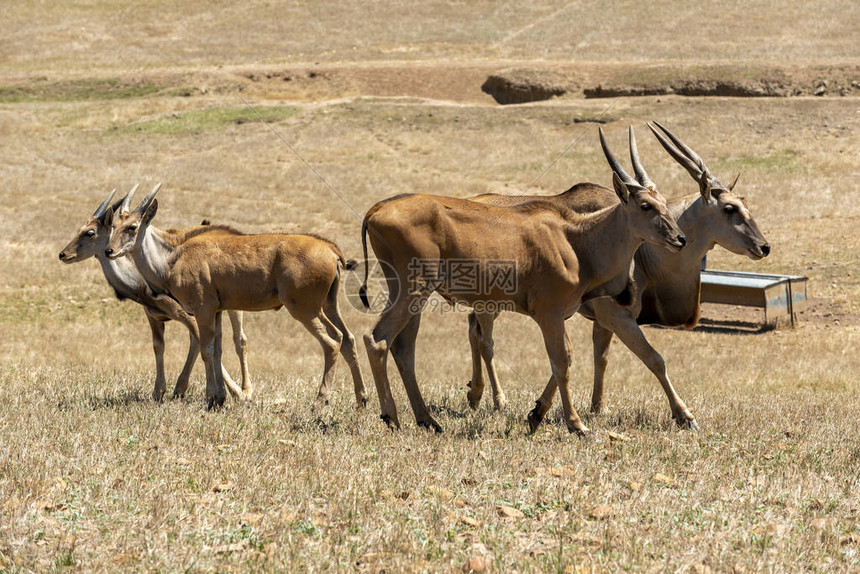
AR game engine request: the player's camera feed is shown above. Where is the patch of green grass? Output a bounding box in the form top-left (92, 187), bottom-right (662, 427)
top-left (720, 148), bottom-right (800, 174)
top-left (0, 77), bottom-right (161, 103)
top-left (119, 106), bottom-right (300, 134)
top-left (54, 546), bottom-right (77, 568)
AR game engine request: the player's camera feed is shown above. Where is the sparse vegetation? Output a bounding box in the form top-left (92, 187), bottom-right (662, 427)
top-left (118, 106), bottom-right (300, 134)
top-left (0, 77), bottom-right (161, 103)
top-left (0, 1), bottom-right (858, 572)
top-left (721, 148), bottom-right (802, 175)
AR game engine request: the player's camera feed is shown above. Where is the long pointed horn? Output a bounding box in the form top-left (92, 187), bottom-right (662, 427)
top-left (728, 172), bottom-right (740, 191)
top-left (598, 127), bottom-right (636, 185)
top-left (651, 121), bottom-right (709, 173)
top-left (135, 182), bottom-right (162, 213)
top-left (120, 183), bottom-right (140, 214)
top-left (628, 126), bottom-right (656, 191)
top-left (647, 122), bottom-right (703, 180)
top-left (92, 188), bottom-right (117, 218)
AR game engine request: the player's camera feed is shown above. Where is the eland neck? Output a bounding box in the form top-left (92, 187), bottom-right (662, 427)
top-left (95, 251), bottom-right (147, 298)
top-left (131, 226), bottom-right (175, 294)
top-left (566, 203), bottom-right (643, 290)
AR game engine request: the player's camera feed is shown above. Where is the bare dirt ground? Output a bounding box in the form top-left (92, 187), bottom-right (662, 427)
top-left (1, 2), bottom-right (859, 572)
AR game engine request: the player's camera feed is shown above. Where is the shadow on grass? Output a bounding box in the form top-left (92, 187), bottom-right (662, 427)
top-left (428, 404), bottom-right (467, 419)
top-left (692, 317), bottom-right (774, 334)
top-left (291, 417), bottom-right (341, 434)
top-left (578, 407), bottom-right (670, 432)
top-left (56, 388), bottom-right (151, 411)
top-left (647, 318), bottom-right (772, 335)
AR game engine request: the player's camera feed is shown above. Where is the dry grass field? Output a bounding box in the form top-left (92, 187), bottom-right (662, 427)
top-left (1, 2), bottom-right (859, 572)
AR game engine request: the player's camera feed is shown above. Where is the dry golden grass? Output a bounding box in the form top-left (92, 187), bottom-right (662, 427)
top-left (2, 1), bottom-right (858, 74)
top-left (1, 2), bottom-right (859, 572)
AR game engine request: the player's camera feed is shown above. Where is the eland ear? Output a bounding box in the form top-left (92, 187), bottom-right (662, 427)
top-left (141, 198), bottom-right (159, 226)
top-left (698, 170), bottom-right (715, 205)
top-left (728, 172), bottom-right (740, 191)
top-left (103, 204), bottom-right (114, 227)
top-left (612, 172), bottom-right (630, 205)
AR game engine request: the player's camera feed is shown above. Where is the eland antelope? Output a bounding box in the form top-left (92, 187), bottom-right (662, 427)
top-left (59, 187), bottom-right (252, 401)
top-left (466, 122), bottom-right (770, 430)
top-left (358, 128), bottom-right (687, 436)
top-left (104, 185), bottom-right (366, 410)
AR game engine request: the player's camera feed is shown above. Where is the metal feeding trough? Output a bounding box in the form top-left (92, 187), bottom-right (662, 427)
top-left (699, 268), bottom-right (808, 328)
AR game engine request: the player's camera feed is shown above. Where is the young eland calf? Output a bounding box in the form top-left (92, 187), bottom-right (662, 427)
top-left (59, 186), bottom-right (252, 401)
top-left (358, 127), bottom-right (687, 437)
top-left (104, 186), bottom-right (366, 410)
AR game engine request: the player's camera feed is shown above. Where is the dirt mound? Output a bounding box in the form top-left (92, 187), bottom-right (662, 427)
top-left (585, 79), bottom-right (794, 99)
top-left (4, 62), bottom-right (858, 106)
top-left (481, 68), bottom-right (570, 104)
top-left (483, 63), bottom-right (860, 103)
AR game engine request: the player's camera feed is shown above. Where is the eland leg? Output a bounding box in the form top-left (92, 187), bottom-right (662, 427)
top-left (296, 312), bottom-right (342, 413)
top-left (323, 279), bottom-right (367, 407)
top-left (390, 311), bottom-right (442, 432)
top-left (534, 315), bottom-right (588, 436)
top-left (198, 311), bottom-right (226, 409)
top-left (466, 311), bottom-right (486, 409)
top-left (473, 311), bottom-right (506, 411)
top-left (144, 311), bottom-right (168, 402)
top-left (590, 321), bottom-right (614, 414)
top-left (211, 311), bottom-right (246, 402)
top-left (227, 310), bottom-right (253, 400)
top-left (591, 298), bottom-right (698, 430)
top-left (364, 296), bottom-right (420, 430)
top-left (159, 302), bottom-right (201, 400)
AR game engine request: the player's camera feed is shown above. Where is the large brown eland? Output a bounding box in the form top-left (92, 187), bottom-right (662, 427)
top-left (59, 186), bottom-right (252, 401)
top-left (104, 185), bottom-right (366, 410)
top-left (465, 123), bottom-right (770, 431)
top-left (358, 128), bottom-right (687, 436)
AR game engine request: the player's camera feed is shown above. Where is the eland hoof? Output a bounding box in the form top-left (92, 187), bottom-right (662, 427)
top-left (526, 408), bottom-right (543, 434)
top-left (567, 423), bottom-right (590, 437)
top-left (207, 395), bottom-right (226, 410)
top-left (418, 418), bottom-right (444, 434)
top-left (380, 413), bottom-right (401, 430)
top-left (674, 414), bottom-right (699, 432)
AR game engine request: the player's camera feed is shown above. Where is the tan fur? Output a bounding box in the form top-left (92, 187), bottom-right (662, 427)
top-left (105, 191), bottom-right (365, 410)
top-left (359, 165), bottom-right (687, 435)
top-left (467, 125), bottom-right (770, 430)
top-left (59, 196), bottom-right (252, 402)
